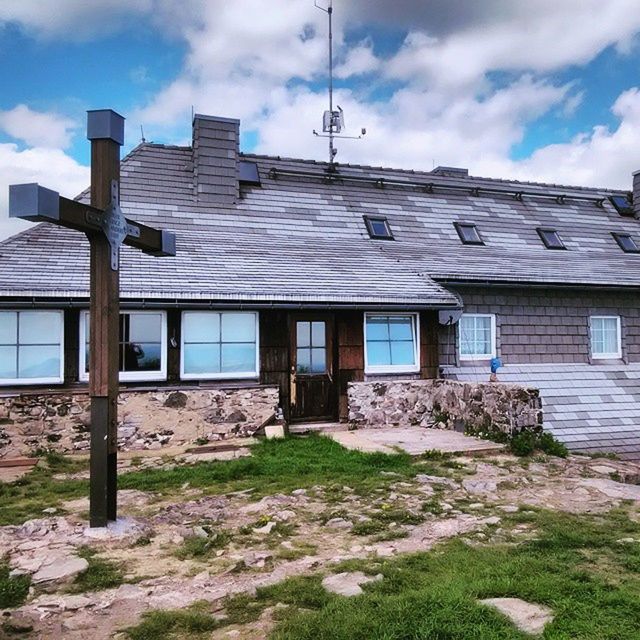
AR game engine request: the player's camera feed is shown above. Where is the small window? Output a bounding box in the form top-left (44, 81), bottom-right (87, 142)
top-left (612, 232), bottom-right (640, 253)
top-left (296, 321), bottom-right (326, 374)
top-left (590, 316), bottom-right (621, 359)
top-left (454, 222), bottom-right (484, 245)
top-left (364, 216), bottom-right (394, 240)
top-left (239, 161), bottom-right (260, 185)
top-left (81, 311), bottom-right (167, 382)
top-left (609, 195), bottom-right (634, 217)
top-left (459, 314), bottom-right (496, 360)
top-left (0, 310), bottom-right (64, 385)
top-left (181, 311), bottom-right (259, 380)
top-left (537, 227), bottom-right (566, 250)
top-left (364, 313), bottom-right (419, 374)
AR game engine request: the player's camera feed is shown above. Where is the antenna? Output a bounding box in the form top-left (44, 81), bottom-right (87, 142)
top-left (313, 0), bottom-right (366, 166)
top-left (140, 125), bottom-right (146, 144)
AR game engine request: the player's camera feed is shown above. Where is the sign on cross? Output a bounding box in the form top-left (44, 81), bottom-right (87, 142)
top-left (9, 110), bottom-right (176, 527)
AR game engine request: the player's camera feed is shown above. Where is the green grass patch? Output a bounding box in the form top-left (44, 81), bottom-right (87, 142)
top-left (124, 600), bottom-right (220, 640)
top-left (120, 435), bottom-right (416, 497)
top-left (0, 563), bottom-right (31, 609)
top-left (0, 454), bottom-right (88, 526)
top-left (66, 547), bottom-right (126, 593)
top-left (175, 530), bottom-right (232, 560)
top-left (263, 508), bottom-right (640, 639)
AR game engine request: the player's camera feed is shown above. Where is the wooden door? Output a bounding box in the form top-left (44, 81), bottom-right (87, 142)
top-left (289, 314), bottom-right (337, 421)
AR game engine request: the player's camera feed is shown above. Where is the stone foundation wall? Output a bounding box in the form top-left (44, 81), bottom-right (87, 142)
top-left (348, 379), bottom-right (542, 434)
top-left (0, 386), bottom-right (279, 458)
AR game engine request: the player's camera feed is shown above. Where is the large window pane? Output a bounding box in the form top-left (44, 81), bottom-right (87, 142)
top-left (297, 347), bottom-right (311, 373)
top-left (183, 313), bottom-right (219, 343)
top-left (222, 313), bottom-right (256, 342)
top-left (389, 316), bottom-right (413, 341)
top-left (296, 322), bottom-right (310, 348)
top-left (0, 312), bottom-right (17, 344)
top-left (366, 341), bottom-right (391, 366)
top-left (0, 346), bottom-right (17, 378)
top-left (366, 317), bottom-right (390, 341)
top-left (19, 345), bottom-right (60, 378)
top-left (129, 314), bottom-right (162, 343)
top-left (390, 341), bottom-right (415, 366)
top-left (20, 311), bottom-right (61, 344)
top-left (460, 315), bottom-right (493, 357)
top-left (365, 314), bottom-right (417, 371)
top-left (311, 347), bottom-right (326, 373)
top-left (184, 343), bottom-right (220, 374)
top-left (311, 322), bottom-right (325, 347)
top-left (222, 343), bottom-right (255, 372)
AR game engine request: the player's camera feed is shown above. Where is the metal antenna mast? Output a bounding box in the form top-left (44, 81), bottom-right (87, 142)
top-left (313, 0), bottom-right (366, 166)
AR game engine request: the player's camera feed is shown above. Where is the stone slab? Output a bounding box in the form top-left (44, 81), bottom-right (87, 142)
top-left (479, 597), bottom-right (553, 635)
top-left (321, 571), bottom-right (382, 597)
top-left (329, 428), bottom-right (505, 456)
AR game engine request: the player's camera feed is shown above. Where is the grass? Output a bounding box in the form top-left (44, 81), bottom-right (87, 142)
top-left (120, 435), bottom-right (418, 497)
top-left (0, 452), bottom-right (87, 525)
top-left (0, 563), bottom-right (31, 609)
top-left (174, 530), bottom-right (232, 560)
top-left (66, 546), bottom-right (126, 593)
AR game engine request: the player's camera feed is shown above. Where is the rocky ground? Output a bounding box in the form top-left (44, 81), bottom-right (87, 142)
top-left (1, 443), bottom-right (640, 639)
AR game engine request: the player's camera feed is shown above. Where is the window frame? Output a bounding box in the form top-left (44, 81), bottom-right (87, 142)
top-left (79, 310), bottom-right (168, 383)
top-left (0, 310), bottom-right (64, 386)
top-left (609, 194), bottom-right (634, 217)
top-left (180, 311), bottom-right (260, 381)
top-left (363, 312), bottom-right (420, 375)
top-left (453, 221), bottom-right (484, 245)
top-left (363, 215), bottom-right (394, 241)
top-left (612, 232), bottom-right (640, 254)
top-left (536, 227), bottom-right (566, 250)
top-left (590, 315), bottom-right (622, 360)
top-left (458, 313), bottom-right (497, 361)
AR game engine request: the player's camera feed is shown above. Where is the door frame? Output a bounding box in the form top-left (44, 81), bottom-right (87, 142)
top-left (288, 312), bottom-right (338, 422)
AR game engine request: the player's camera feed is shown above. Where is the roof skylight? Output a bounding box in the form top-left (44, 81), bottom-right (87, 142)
top-left (454, 222), bottom-right (484, 245)
top-left (612, 232), bottom-right (640, 253)
top-left (364, 215), bottom-right (394, 240)
top-left (537, 227), bottom-right (566, 250)
top-left (609, 195), bottom-right (634, 217)
top-left (239, 161), bottom-right (261, 185)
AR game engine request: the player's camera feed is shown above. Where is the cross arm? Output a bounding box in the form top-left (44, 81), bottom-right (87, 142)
top-left (9, 183), bottom-right (176, 257)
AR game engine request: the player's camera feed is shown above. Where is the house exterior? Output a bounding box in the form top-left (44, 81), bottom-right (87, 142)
top-left (1, 113), bottom-right (640, 459)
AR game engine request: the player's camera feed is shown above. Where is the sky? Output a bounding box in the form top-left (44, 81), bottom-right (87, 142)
top-left (2, 0), bottom-right (640, 239)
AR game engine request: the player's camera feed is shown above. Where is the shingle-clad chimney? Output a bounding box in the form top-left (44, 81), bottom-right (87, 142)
top-left (633, 170), bottom-right (640, 218)
top-left (192, 114), bottom-right (240, 205)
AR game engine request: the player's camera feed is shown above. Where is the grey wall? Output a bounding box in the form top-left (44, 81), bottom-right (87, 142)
top-left (439, 286), bottom-right (640, 366)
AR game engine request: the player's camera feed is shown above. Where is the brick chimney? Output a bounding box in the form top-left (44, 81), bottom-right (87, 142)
top-left (633, 170), bottom-right (640, 218)
top-left (192, 114), bottom-right (239, 205)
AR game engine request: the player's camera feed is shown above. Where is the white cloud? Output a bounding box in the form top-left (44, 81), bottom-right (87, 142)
top-left (0, 105), bottom-right (77, 149)
top-left (0, 144), bottom-right (89, 240)
top-left (334, 40), bottom-right (379, 78)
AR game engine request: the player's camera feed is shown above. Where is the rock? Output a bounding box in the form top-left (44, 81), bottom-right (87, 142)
top-left (479, 598), bottom-right (554, 635)
top-left (617, 538), bottom-right (637, 544)
top-left (416, 474), bottom-right (458, 488)
top-left (325, 518), bottom-right (352, 530)
top-left (321, 571), bottom-right (383, 597)
top-left (192, 526), bottom-right (209, 538)
top-left (463, 478), bottom-right (499, 494)
top-left (253, 521), bottom-right (277, 535)
top-left (164, 391), bottom-right (187, 408)
top-left (242, 551), bottom-right (272, 568)
top-left (498, 505), bottom-right (519, 513)
top-left (483, 516), bottom-right (501, 526)
top-left (32, 555), bottom-right (89, 585)
top-left (292, 489), bottom-right (307, 496)
top-left (274, 510), bottom-right (296, 522)
top-left (42, 507), bottom-right (57, 515)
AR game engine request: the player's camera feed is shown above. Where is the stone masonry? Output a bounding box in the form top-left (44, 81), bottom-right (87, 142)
top-left (348, 379), bottom-right (542, 435)
top-left (0, 386), bottom-right (279, 459)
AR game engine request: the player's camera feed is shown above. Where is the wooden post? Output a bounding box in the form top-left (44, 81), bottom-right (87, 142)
top-left (87, 111), bottom-right (124, 527)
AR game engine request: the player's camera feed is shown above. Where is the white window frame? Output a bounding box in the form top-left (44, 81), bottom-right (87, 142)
top-left (458, 313), bottom-right (497, 361)
top-left (363, 312), bottom-right (420, 375)
top-left (0, 310), bottom-right (64, 386)
top-left (180, 311), bottom-right (260, 381)
top-left (590, 315), bottom-right (622, 359)
top-left (79, 310), bottom-right (167, 383)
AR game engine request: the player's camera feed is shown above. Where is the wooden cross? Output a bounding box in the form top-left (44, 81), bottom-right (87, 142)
top-left (9, 110), bottom-right (176, 527)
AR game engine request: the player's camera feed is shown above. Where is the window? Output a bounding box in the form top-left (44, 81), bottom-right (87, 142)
top-left (296, 321), bottom-right (326, 374)
top-left (364, 216), bottom-right (394, 240)
top-left (454, 222), bottom-right (484, 245)
top-left (609, 195), bottom-right (634, 217)
top-left (239, 161), bottom-right (260, 185)
top-left (0, 311), bottom-right (64, 385)
top-left (612, 232), bottom-right (640, 253)
top-left (80, 311), bottom-right (167, 382)
top-left (364, 313), bottom-right (419, 374)
top-left (590, 316), bottom-right (621, 359)
top-left (181, 311), bottom-right (259, 380)
top-left (459, 314), bottom-right (496, 360)
top-left (537, 227), bottom-right (566, 250)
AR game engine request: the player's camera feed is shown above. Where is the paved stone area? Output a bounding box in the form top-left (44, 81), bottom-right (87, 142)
top-left (329, 427), bottom-right (506, 455)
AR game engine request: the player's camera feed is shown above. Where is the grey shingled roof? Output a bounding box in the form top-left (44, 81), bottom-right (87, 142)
top-left (443, 363), bottom-right (640, 461)
top-left (0, 142), bottom-right (638, 303)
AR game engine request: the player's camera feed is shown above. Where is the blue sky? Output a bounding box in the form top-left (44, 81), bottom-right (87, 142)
top-left (2, 0), bottom-right (640, 239)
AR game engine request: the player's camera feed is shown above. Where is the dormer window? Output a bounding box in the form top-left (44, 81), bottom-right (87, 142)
top-left (454, 222), bottom-right (484, 245)
top-left (364, 216), bottom-right (393, 240)
top-left (537, 227), bottom-right (565, 250)
top-left (609, 195), bottom-right (634, 217)
top-left (612, 232), bottom-right (640, 253)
